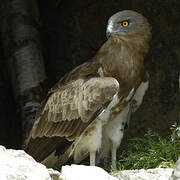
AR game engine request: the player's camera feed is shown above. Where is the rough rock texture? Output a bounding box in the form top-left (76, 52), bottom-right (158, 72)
top-left (113, 168), bottom-right (173, 180)
top-left (0, 145), bottom-right (51, 180)
top-left (0, 145), bottom-right (179, 180)
top-left (60, 164), bottom-right (118, 180)
top-left (170, 157), bottom-right (180, 180)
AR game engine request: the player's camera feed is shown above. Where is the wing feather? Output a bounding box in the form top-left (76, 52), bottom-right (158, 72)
top-left (26, 76), bottom-right (119, 163)
top-left (31, 77), bottom-right (119, 140)
top-left (66, 119), bottom-right (83, 140)
top-left (46, 121), bottom-right (58, 136)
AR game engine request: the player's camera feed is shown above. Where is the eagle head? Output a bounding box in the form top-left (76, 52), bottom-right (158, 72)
top-left (106, 10), bottom-right (150, 38)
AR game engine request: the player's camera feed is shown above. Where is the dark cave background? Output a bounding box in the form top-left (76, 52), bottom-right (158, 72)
top-left (0, 0), bottom-right (179, 151)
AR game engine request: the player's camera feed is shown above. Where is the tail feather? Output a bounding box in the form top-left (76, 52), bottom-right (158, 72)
top-left (25, 136), bottom-right (71, 164)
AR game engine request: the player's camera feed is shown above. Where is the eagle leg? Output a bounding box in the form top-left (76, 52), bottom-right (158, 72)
top-left (111, 142), bottom-right (117, 170)
top-left (90, 151), bottom-right (96, 166)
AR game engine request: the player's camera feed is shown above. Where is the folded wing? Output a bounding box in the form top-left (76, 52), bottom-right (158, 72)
top-left (25, 77), bottom-right (119, 162)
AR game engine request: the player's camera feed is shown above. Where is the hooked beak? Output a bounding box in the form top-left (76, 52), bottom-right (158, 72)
top-left (106, 29), bottom-right (111, 39)
top-left (106, 22), bottom-right (113, 39)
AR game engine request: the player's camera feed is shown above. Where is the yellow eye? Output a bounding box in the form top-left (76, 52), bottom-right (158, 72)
top-left (122, 21), bottom-right (129, 27)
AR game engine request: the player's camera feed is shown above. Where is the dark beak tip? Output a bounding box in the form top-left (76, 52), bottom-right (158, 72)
top-left (106, 31), bottom-right (111, 39)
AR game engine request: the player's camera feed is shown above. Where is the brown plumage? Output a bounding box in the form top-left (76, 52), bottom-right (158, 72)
top-left (25, 10), bottom-right (151, 169)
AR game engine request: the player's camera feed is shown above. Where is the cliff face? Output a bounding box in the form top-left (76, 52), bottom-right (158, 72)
top-left (0, 0), bottom-right (179, 148)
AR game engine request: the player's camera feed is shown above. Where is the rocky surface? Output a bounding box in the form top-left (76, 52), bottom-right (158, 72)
top-left (113, 168), bottom-right (173, 180)
top-left (170, 157), bottom-right (180, 180)
top-left (0, 145), bottom-right (51, 180)
top-left (0, 145), bottom-right (179, 180)
top-left (0, 145), bottom-right (117, 180)
top-left (60, 164), bottom-right (118, 180)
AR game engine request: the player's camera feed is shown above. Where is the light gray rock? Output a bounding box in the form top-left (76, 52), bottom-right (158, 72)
top-left (0, 145), bottom-right (177, 180)
top-left (170, 156), bottom-right (180, 180)
top-left (113, 168), bottom-right (173, 180)
top-left (0, 145), bottom-right (51, 180)
top-left (60, 164), bottom-right (118, 180)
